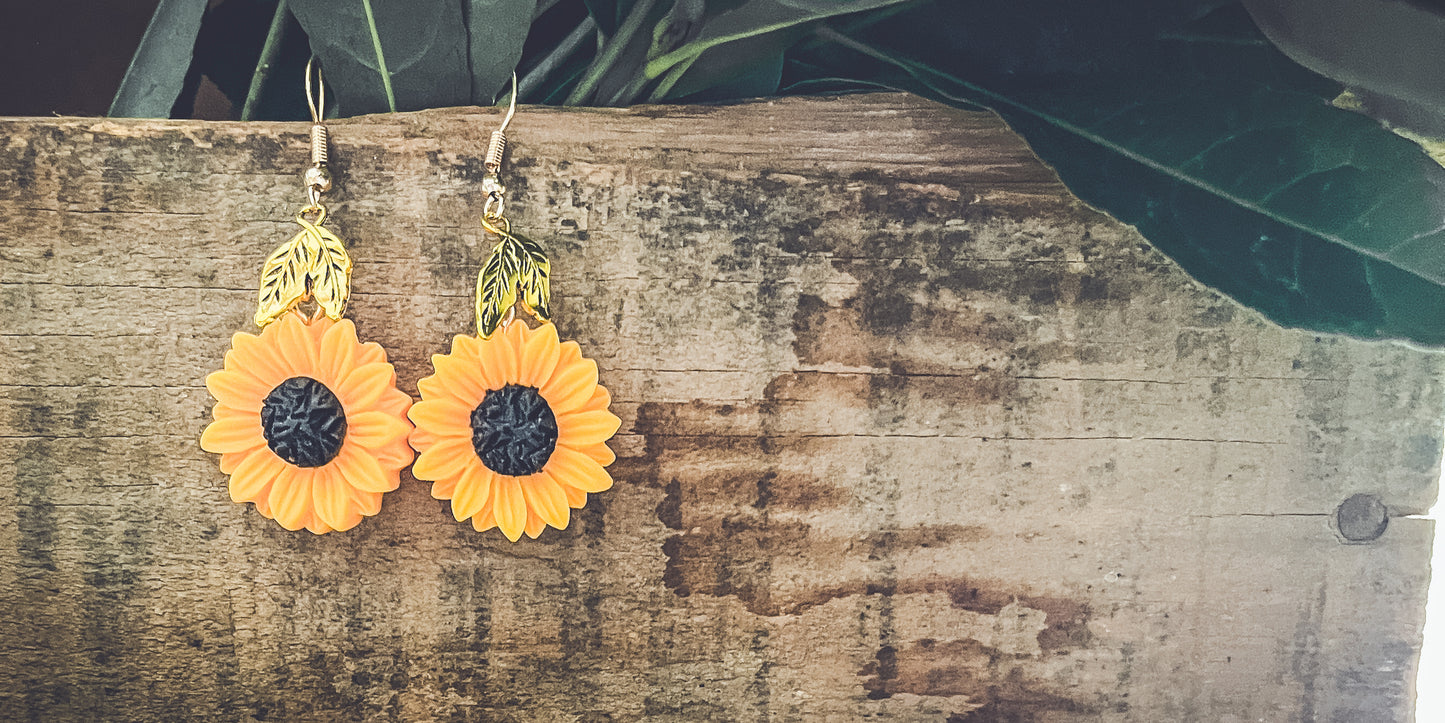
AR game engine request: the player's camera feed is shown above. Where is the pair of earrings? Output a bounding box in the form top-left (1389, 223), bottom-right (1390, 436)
top-left (199, 63), bottom-right (620, 541)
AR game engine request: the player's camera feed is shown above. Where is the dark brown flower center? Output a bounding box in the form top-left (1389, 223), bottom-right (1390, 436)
top-left (471, 384), bottom-right (558, 477)
top-left (261, 376), bottom-right (348, 468)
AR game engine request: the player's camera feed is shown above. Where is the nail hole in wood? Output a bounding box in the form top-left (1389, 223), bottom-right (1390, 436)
top-left (1336, 493), bottom-right (1388, 542)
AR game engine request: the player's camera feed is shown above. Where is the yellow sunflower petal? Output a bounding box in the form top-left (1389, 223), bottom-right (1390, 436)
top-left (522, 471), bottom-right (570, 530)
top-left (523, 511), bottom-right (546, 539)
top-left (337, 361), bottom-right (395, 411)
top-left (487, 324), bottom-right (523, 387)
top-left (407, 398), bottom-right (473, 440)
top-left (539, 356), bottom-right (599, 414)
top-left (268, 468), bottom-right (313, 531)
top-left (375, 439), bottom-right (416, 471)
top-left (449, 333), bottom-right (480, 363)
top-left (335, 443), bottom-right (398, 493)
top-left (431, 475), bottom-right (459, 499)
top-left (272, 312), bottom-right (318, 375)
top-left (584, 442), bottom-right (617, 467)
top-left (338, 509), bottom-right (364, 530)
top-left (349, 486), bottom-right (383, 516)
top-left (555, 409), bottom-right (622, 449)
top-left (475, 336), bottom-right (510, 393)
top-left (206, 370), bottom-right (270, 410)
top-left (356, 340), bottom-right (387, 366)
top-left (562, 484), bottom-right (587, 509)
top-left (219, 451), bottom-right (250, 475)
top-left (416, 373), bottom-right (449, 402)
top-left (554, 339), bottom-right (583, 372)
top-left (545, 445), bottom-right (614, 493)
top-left (519, 323), bottom-right (562, 388)
top-left (227, 331), bottom-right (291, 385)
top-left (228, 448), bottom-right (284, 503)
top-left (200, 414), bottom-right (264, 454)
top-left (451, 335), bottom-right (498, 390)
top-left (347, 410), bottom-right (412, 449)
top-left (430, 352), bottom-right (488, 403)
top-left (304, 515), bottom-right (333, 535)
top-left (493, 476), bottom-right (526, 542)
top-left (581, 384), bottom-right (612, 413)
top-left (409, 425), bottom-right (444, 451)
top-left (376, 387), bottom-right (413, 419)
top-left (305, 313), bottom-right (333, 345)
top-left (471, 506), bottom-right (497, 532)
top-left (411, 436), bottom-right (476, 482)
top-left (312, 467), bottom-right (355, 531)
top-left (252, 490), bottom-right (275, 518)
top-left (319, 318), bottom-right (360, 383)
top-left (451, 463), bottom-right (495, 521)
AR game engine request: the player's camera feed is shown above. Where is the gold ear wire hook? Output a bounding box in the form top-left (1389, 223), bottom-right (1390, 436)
top-left (482, 72), bottom-right (518, 220)
top-left (303, 57), bottom-right (332, 208)
top-left (305, 57), bottom-right (325, 123)
top-left (498, 72), bottom-right (517, 134)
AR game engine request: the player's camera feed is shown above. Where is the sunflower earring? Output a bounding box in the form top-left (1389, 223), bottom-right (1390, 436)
top-left (408, 78), bottom-right (621, 541)
top-left (200, 60), bottom-right (415, 533)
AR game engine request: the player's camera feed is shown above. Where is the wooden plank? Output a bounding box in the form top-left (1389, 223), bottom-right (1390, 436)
top-left (0, 94), bottom-right (1438, 721)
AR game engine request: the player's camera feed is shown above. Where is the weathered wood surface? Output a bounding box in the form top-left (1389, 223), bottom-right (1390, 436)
top-left (0, 94), bottom-right (1439, 721)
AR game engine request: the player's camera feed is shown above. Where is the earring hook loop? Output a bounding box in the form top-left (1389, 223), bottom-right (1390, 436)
top-left (305, 57), bottom-right (325, 123)
top-left (482, 72), bottom-right (519, 220)
top-left (498, 72), bottom-right (517, 134)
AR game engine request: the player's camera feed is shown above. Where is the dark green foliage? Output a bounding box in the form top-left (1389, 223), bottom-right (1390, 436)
top-left (111, 0), bottom-right (1445, 345)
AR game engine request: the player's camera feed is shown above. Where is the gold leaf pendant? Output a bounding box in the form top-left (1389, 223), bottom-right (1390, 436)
top-left (475, 217), bottom-right (551, 338)
top-left (255, 206), bottom-right (353, 327)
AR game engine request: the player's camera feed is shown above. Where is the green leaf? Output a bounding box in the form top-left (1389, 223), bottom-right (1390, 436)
top-left (518, 17), bottom-right (597, 102)
top-left (581, 0), bottom-right (629, 36)
top-left (109, 0), bottom-right (209, 118)
top-left (465, 0), bottom-right (538, 104)
top-left (818, 7), bottom-right (1445, 345)
top-left (643, 0), bottom-right (911, 82)
top-left (241, 0), bottom-right (294, 121)
top-left (648, 0), bottom-right (705, 61)
top-left (567, 0), bottom-right (667, 105)
top-left (289, 0), bottom-right (470, 115)
top-left (649, 31), bottom-right (786, 102)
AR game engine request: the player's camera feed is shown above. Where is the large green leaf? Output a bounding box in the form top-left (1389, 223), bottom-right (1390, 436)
top-left (566, 0), bottom-right (669, 105)
top-left (109, 0), bottom-right (209, 117)
top-left (818, 6), bottom-right (1445, 345)
top-left (649, 31), bottom-right (786, 103)
top-left (636, 0), bottom-right (915, 105)
top-left (644, 0), bottom-right (910, 86)
top-left (465, 0), bottom-right (538, 104)
top-left (289, 0), bottom-right (470, 115)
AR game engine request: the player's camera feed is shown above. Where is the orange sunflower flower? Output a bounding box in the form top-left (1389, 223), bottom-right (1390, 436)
top-left (408, 321), bottom-right (620, 541)
top-left (200, 312), bottom-right (414, 533)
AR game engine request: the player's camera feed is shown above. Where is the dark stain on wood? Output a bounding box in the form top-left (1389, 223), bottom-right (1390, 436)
top-left (862, 638), bottom-right (1099, 715)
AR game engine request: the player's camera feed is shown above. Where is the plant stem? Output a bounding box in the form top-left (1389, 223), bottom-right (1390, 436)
top-left (565, 0), bottom-right (659, 106)
top-left (360, 0), bottom-right (396, 112)
top-left (518, 16), bottom-right (596, 102)
top-left (241, 0), bottom-right (291, 121)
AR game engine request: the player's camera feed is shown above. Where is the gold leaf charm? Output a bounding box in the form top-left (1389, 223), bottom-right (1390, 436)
top-left (475, 220), bottom-right (551, 338)
top-left (514, 230), bottom-right (551, 321)
top-left (254, 207), bottom-right (353, 327)
top-left (255, 233), bottom-right (314, 328)
top-left (306, 218), bottom-right (352, 320)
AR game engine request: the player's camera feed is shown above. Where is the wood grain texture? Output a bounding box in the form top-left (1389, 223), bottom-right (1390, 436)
top-left (0, 94), bottom-right (1438, 721)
